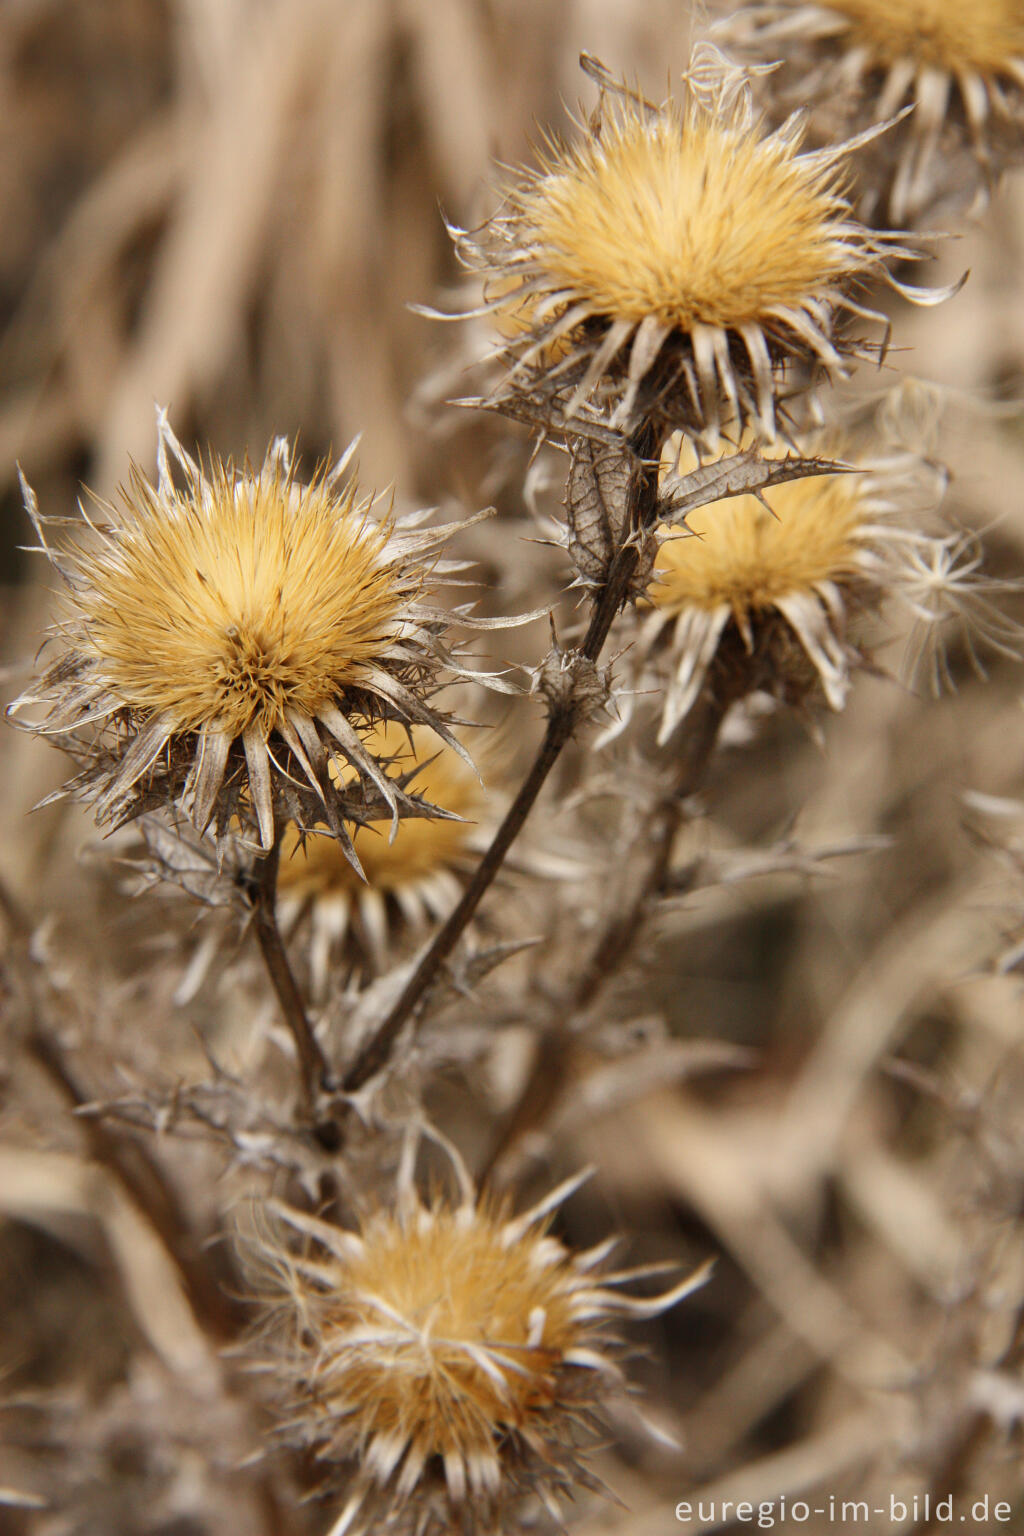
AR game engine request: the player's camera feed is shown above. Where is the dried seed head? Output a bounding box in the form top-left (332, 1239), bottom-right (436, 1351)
top-left (609, 431), bottom-right (961, 743)
top-left (252, 1169), bottom-right (708, 1535)
top-left (9, 412), bottom-right (476, 852)
top-left (277, 721), bottom-right (484, 987)
top-left (455, 47), bottom-right (927, 446)
top-left (720, 0), bottom-right (1024, 221)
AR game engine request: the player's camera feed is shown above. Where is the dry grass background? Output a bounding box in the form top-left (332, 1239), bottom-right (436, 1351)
top-left (2, 2), bottom-right (1024, 1533)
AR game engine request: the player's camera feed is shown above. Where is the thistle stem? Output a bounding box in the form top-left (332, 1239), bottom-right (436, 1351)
top-left (479, 688), bottom-right (729, 1183)
top-left (250, 838), bottom-right (336, 1128)
top-left (342, 427), bottom-right (661, 1095)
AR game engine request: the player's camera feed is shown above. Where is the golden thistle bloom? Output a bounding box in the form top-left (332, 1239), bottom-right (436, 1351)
top-left (614, 428), bottom-right (1020, 743)
top-left (454, 47), bottom-right (927, 444)
top-left (255, 1168), bottom-right (708, 1535)
top-left (278, 721), bottom-right (483, 990)
top-left (647, 463), bottom-right (866, 738)
top-left (10, 412), bottom-right (476, 851)
top-left (720, 0), bottom-right (1024, 222)
top-left (822, 0), bottom-right (1024, 69)
top-left (614, 436), bottom-right (922, 742)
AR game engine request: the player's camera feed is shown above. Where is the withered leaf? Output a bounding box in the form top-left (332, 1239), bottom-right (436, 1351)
top-left (565, 437), bottom-right (643, 585)
top-left (661, 447), bottom-right (849, 525)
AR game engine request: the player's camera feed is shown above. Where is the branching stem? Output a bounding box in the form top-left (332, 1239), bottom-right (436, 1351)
top-left (342, 425), bottom-right (661, 1095)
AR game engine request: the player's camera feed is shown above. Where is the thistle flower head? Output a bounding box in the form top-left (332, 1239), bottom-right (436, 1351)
top-left (254, 1163), bottom-right (708, 1534)
top-left (720, 0), bottom-right (1024, 221)
top-left (278, 721), bottom-right (484, 989)
top-left (645, 447), bottom-right (871, 737)
top-left (456, 48), bottom-right (925, 445)
top-left (611, 431), bottom-right (949, 742)
top-left (9, 412), bottom-right (476, 852)
top-left (653, 473), bottom-right (864, 618)
top-left (607, 411), bottom-right (1021, 742)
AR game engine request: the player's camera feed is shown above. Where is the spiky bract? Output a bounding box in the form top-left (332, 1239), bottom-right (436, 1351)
top-left (255, 1173), bottom-right (707, 1535)
top-left (456, 48), bottom-right (917, 445)
top-left (278, 722), bottom-right (483, 988)
top-left (721, 0), bottom-right (1024, 221)
top-left (10, 413), bottom-right (474, 852)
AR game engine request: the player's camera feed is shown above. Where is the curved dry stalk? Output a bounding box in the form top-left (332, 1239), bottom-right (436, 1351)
top-left (0, 874), bottom-right (239, 1339)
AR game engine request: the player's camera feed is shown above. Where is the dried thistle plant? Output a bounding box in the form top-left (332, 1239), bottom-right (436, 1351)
top-left (4, 12), bottom-right (1024, 1536)
top-left (250, 1158), bottom-right (709, 1536)
top-left (8, 411), bottom-right (477, 855)
top-left (336, 44), bottom-right (962, 1107)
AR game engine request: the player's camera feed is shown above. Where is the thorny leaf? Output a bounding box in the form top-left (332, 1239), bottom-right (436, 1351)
top-left (130, 815), bottom-right (249, 909)
top-left (444, 936), bottom-right (544, 996)
top-left (661, 447), bottom-right (850, 525)
top-left (565, 437), bottom-right (643, 586)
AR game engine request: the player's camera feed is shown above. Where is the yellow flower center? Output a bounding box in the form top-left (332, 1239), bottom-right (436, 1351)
top-left (319, 1207), bottom-right (579, 1453)
top-left (80, 465), bottom-right (406, 739)
top-left (519, 107), bottom-right (853, 332)
top-left (650, 472), bottom-right (863, 616)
